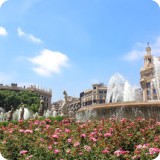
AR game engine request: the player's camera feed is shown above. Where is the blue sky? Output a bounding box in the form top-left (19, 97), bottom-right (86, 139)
top-left (0, 0), bottom-right (160, 101)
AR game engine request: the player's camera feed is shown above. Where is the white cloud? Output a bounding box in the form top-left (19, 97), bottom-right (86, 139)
top-left (0, 26), bottom-right (8, 36)
top-left (17, 27), bottom-right (25, 36)
top-left (123, 36), bottom-right (160, 61)
top-left (153, 0), bottom-right (160, 8)
top-left (0, 0), bottom-right (8, 8)
top-left (123, 50), bottom-right (145, 61)
top-left (17, 27), bottom-right (42, 44)
top-left (28, 34), bottom-right (42, 44)
top-left (28, 49), bottom-right (69, 77)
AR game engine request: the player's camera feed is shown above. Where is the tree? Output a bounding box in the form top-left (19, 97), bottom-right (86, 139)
top-left (0, 90), bottom-right (40, 112)
top-left (17, 90), bottom-right (40, 112)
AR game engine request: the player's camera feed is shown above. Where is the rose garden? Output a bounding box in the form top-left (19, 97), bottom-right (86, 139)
top-left (0, 117), bottom-right (160, 160)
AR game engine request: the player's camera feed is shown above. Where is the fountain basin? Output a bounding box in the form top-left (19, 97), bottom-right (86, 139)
top-left (76, 102), bottom-right (160, 122)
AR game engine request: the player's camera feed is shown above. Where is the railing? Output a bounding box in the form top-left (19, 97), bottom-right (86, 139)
top-left (0, 84), bottom-right (52, 96)
top-left (28, 85), bottom-right (52, 95)
top-left (0, 85), bottom-right (24, 91)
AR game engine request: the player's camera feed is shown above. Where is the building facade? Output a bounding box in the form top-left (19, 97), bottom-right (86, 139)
top-left (0, 83), bottom-right (52, 109)
top-left (52, 100), bottom-right (63, 115)
top-left (52, 96), bottom-right (81, 116)
top-left (80, 83), bottom-right (107, 107)
top-left (140, 44), bottom-right (157, 101)
top-left (66, 97), bottom-right (81, 113)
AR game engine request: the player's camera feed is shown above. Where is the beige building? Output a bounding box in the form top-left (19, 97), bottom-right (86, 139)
top-left (52, 96), bottom-right (81, 116)
top-left (0, 83), bottom-right (52, 109)
top-left (52, 100), bottom-right (63, 115)
top-left (80, 83), bottom-right (107, 107)
top-left (66, 97), bottom-right (81, 112)
top-left (140, 44), bottom-right (157, 101)
top-left (28, 85), bottom-right (52, 109)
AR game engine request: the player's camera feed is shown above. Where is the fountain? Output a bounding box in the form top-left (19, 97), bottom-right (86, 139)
top-left (106, 73), bottom-right (125, 103)
top-left (0, 108), bottom-right (5, 122)
top-left (106, 73), bottom-right (142, 103)
top-left (153, 57), bottom-right (160, 100)
top-left (12, 108), bottom-right (33, 121)
top-left (76, 73), bottom-right (160, 122)
top-left (44, 109), bottom-right (57, 117)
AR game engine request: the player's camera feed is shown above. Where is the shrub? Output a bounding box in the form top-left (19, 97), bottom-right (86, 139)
top-left (0, 118), bottom-right (159, 159)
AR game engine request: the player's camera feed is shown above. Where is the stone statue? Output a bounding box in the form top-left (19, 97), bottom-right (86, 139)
top-left (63, 90), bottom-right (68, 102)
top-left (61, 90), bottom-right (69, 116)
top-left (38, 98), bottom-right (45, 116)
top-left (33, 112), bottom-right (39, 119)
top-left (6, 107), bottom-right (14, 121)
top-left (68, 110), bottom-right (75, 118)
top-left (20, 105), bottom-right (25, 120)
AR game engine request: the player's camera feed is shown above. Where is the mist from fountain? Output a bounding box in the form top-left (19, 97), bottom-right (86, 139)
top-left (13, 108), bottom-right (33, 120)
top-left (0, 108), bottom-right (4, 122)
top-left (106, 73), bottom-right (142, 103)
top-left (44, 109), bottom-right (57, 117)
top-left (24, 108), bottom-right (33, 120)
top-left (44, 109), bottom-right (52, 117)
top-left (153, 57), bottom-right (160, 100)
top-left (123, 81), bottom-right (138, 102)
top-left (107, 73), bottom-right (125, 103)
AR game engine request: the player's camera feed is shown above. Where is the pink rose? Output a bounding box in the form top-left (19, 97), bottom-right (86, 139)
top-left (65, 128), bottom-right (71, 133)
top-left (80, 134), bottom-right (86, 138)
top-left (48, 145), bottom-right (52, 150)
top-left (52, 134), bottom-right (59, 139)
top-left (74, 142), bottom-right (80, 147)
top-left (102, 149), bottom-right (109, 154)
top-left (54, 149), bottom-right (60, 154)
top-left (24, 130), bottom-right (33, 134)
top-left (84, 145), bottom-right (91, 152)
top-left (67, 138), bottom-right (72, 143)
top-left (20, 150), bottom-right (28, 155)
top-left (149, 148), bottom-right (160, 154)
top-left (104, 132), bottom-right (112, 137)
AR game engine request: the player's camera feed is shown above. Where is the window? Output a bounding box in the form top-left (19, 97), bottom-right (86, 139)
top-left (80, 92), bottom-right (84, 97)
top-left (99, 90), bottom-right (103, 94)
top-left (153, 89), bottom-right (156, 94)
top-left (147, 90), bottom-right (150, 95)
top-left (146, 82), bottom-right (151, 88)
top-left (93, 87), bottom-right (96, 90)
top-left (100, 95), bottom-right (103, 100)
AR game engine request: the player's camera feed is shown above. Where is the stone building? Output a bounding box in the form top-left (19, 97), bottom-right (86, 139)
top-left (52, 100), bottom-right (63, 115)
top-left (52, 96), bottom-right (81, 116)
top-left (80, 83), bottom-right (107, 107)
top-left (28, 85), bottom-right (52, 109)
top-left (140, 44), bottom-right (157, 101)
top-left (66, 97), bottom-right (81, 113)
top-left (0, 83), bottom-right (52, 109)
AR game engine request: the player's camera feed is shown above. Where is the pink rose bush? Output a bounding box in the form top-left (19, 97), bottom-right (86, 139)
top-left (0, 117), bottom-right (159, 159)
top-left (20, 150), bottom-right (28, 155)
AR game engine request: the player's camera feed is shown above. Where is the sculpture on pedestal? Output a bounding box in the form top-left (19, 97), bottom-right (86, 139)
top-left (68, 110), bottom-right (75, 118)
top-left (33, 112), bottom-right (39, 119)
top-left (60, 90), bottom-right (80, 118)
top-left (38, 98), bottom-right (45, 116)
top-left (6, 107), bottom-right (14, 121)
top-left (61, 90), bottom-right (69, 116)
top-left (20, 104), bottom-right (25, 120)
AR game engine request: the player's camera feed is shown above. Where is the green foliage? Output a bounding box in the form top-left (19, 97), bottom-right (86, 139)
top-left (38, 116), bottom-right (66, 122)
top-left (0, 116), bottom-right (65, 127)
top-left (0, 90), bottom-right (40, 112)
top-left (0, 118), bottom-right (159, 160)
